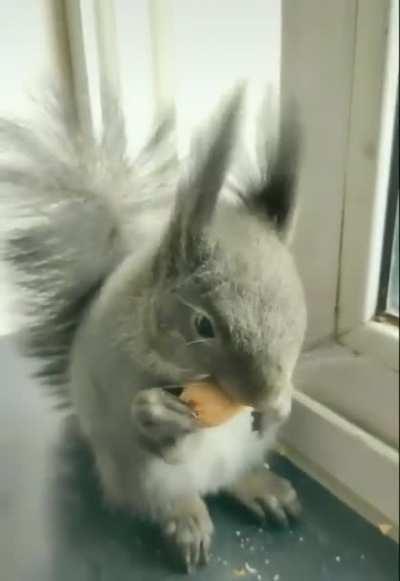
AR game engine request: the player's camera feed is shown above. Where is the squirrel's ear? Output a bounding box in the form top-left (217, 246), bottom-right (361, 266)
top-left (248, 109), bottom-right (301, 244)
top-left (159, 86), bottom-right (244, 276)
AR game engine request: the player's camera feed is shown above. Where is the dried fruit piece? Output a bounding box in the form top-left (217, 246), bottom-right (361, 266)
top-left (180, 381), bottom-right (252, 427)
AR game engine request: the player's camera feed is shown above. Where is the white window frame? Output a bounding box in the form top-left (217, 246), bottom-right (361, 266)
top-left (64, 0), bottom-right (399, 532)
top-left (337, 0), bottom-right (399, 371)
top-left (280, 0), bottom-right (399, 532)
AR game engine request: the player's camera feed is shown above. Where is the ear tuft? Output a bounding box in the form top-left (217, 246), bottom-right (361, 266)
top-left (178, 84), bottom-right (245, 232)
top-left (248, 104), bottom-right (301, 242)
top-left (158, 85), bottom-right (245, 278)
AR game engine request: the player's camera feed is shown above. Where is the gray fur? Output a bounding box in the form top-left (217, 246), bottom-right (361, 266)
top-left (0, 86), bottom-right (306, 572)
top-left (0, 87), bottom-right (177, 402)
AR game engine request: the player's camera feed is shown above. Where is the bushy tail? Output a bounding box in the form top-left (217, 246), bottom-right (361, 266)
top-left (0, 88), bottom-right (177, 406)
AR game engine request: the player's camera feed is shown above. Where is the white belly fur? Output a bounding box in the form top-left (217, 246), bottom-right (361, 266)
top-left (144, 410), bottom-right (271, 502)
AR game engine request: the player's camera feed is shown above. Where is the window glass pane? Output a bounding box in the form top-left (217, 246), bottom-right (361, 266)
top-left (387, 207), bottom-right (399, 316)
top-left (378, 89), bottom-right (398, 317)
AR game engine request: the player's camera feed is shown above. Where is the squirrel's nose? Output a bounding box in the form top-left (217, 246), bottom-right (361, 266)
top-left (254, 377), bottom-right (293, 418)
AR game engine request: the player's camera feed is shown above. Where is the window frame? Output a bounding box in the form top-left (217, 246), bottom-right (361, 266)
top-left (336, 0), bottom-right (399, 371)
top-left (280, 0), bottom-right (399, 529)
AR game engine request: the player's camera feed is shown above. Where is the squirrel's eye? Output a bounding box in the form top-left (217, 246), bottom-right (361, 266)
top-left (193, 314), bottom-right (215, 339)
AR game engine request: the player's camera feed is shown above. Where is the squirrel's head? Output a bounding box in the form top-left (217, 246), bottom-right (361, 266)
top-left (149, 90), bottom-right (306, 415)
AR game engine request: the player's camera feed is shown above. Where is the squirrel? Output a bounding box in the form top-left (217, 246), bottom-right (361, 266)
top-left (0, 85), bottom-right (306, 572)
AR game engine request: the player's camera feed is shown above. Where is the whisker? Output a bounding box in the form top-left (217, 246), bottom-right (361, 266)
top-left (149, 383), bottom-right (184, 391)
top-left (175, 294), bottom-right (199, 313)
top-left (186, 339), bottom-right (210, 346)
top-left (148, 373), bottom-right (211, 391)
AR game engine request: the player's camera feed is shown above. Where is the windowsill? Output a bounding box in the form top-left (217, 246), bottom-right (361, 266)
top-left (295, 339), bottom-right (398, 447)
top-left (282, 340), bottom-right (399, 532)
top-left (339, 320), bottom-right (399, 372)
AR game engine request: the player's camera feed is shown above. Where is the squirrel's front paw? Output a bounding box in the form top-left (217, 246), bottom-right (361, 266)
top-left (163, 496), bottom-right (214, 573)
top-left (229, 468), bottom-right (302, 527)
top-left (131, 388), bottom-right (199, 461)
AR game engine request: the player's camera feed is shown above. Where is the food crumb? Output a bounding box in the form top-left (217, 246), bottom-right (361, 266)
top-left (264, 462), bottom-right (270, 469)
top-left (258, 528), bottom-right (263, 533)
top-left (299, 537), bottom-right (304, 542)
top-left (335, 556), bottom-right (341, 563)
top-left (264, 559), bottom-right (270, 565)
top-left (361, 554), bottom-right (366, 560)
top-left (250, 546), bottom-right (255, 552)
top-left (257, 575), bottom-right (262, 580)
top-left (236, 531), bottom-right (241, 536)
top-left (244, 562), bottom-right (258, 574)
top-left (378, 523), bottom-right (393, 536)
top-left (273, 575), bottom-right (280, 581)
top-left (222, 560), bottom-right (228, 566)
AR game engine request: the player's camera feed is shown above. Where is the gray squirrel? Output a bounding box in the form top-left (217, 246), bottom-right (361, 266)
top-left (0, 86), bottom-right (306, 572)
